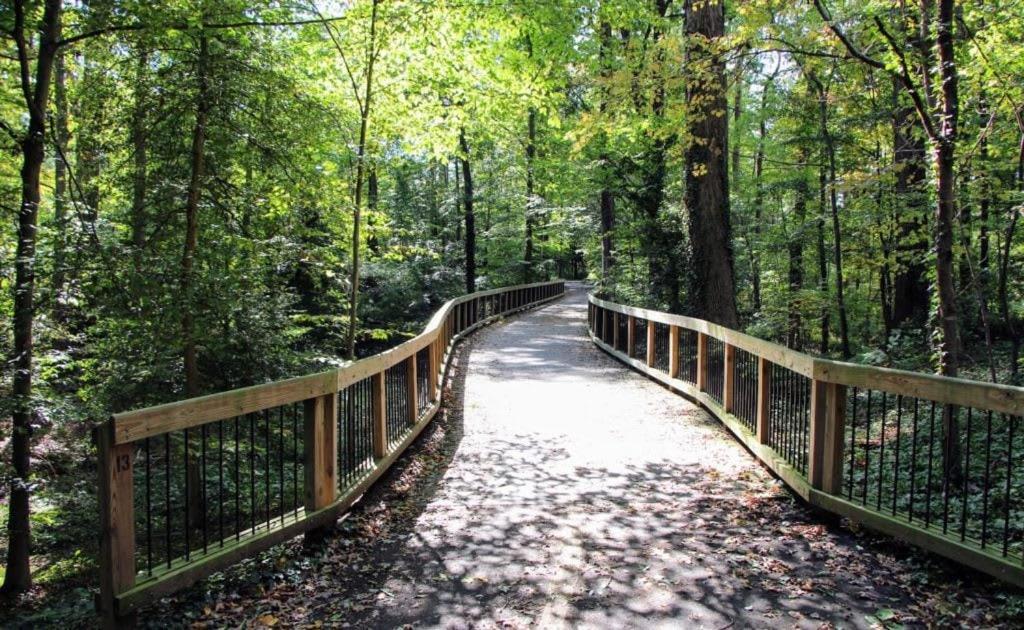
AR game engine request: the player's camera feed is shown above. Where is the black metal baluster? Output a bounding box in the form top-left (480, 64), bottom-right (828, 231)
top-left (184, 428), bottom-right (191, 560)
top-left (218, 420), bottom-right (224, 547)
top-left (877, 392), bottom-right (887, 511)
top-left (279, 406), bottom-right (285, 525)
top-left (1003, 415), bottom-right (1015, 557)
top-left (165, 433), bottom-right (172, 568)
top-left (962, 408), bottom-right (973, 542)
top-left (981, 411), bottom-right (993, 548)
top-left (235, 416), bottom-right (240, 541)
top-left (848, 389), bottom-right (858, 500)
top-left (293, 404), bottom-right (299, 514)
top-left (909, 398), bottom-right (919, 522)
top-left (863, 392), bottom-right (872, 505)
top-left (925, 401), bottom-right (936, 528)
top-left (145, 437), bottom-right (152, 575)
top-left (250, 413), bottom-right (256, 534)
top-left (264, 410), bottom-right (271, 526)
top-left (201, 422), bottom-right (208, 554)
top-left (942, 405), bottom-right (952, 535)
top-left (893, 395), bottom-right (903, 515)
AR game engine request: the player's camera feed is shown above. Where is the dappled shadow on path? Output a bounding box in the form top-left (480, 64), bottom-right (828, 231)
top-left (323, 284), bottom-right (915, 629)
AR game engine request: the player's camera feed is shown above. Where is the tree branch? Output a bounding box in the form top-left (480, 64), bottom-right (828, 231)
top-left (57, 14), bottom-right (351, 48)
top-left (811, 0), bottom-right (886, 69)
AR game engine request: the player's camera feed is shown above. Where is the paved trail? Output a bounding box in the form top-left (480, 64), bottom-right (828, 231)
top-left (153, 282), bottom-right (1000, 629)
top-left (327, 283), bottom-right (916, 629)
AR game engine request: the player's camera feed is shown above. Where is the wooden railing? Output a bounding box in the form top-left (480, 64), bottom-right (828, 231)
top-left (96, 280), bottom-right (565, 622)
top-left (588, 295), bottom-right (1024, 588)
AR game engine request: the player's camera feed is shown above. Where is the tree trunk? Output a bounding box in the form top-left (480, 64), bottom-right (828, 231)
top-left (750, 72), bottom-right (774, 314)
top-left (817, 164), bottom-right (831, 354)
top-left (459, 130), bottom-right (476, 294)
top-left (53, 46), bottom-right (69, 319)
top-left (181, 34), bottom-right (210, 398)
top-left (4, 0), bottom-right (61, 595)
top-left (810, 72), bottom-right (851, 358)
top-left (933, 0), bottom-right (960, 378)
top-left (131, 50), bottom-right (149, 273)
top-left (366, 166), bottom-right (380, 256)
top-left (684, 0), bottom-right (738, 327)
top-left (891, 79), bottom-right (930, 327)
top-left (346, 0), bottom-right (380, 361)
top-left (598, 21), bottom-right (615, 280)
top-left (524, 108), bottom-right (536, 283)
top-left (1000, 123), bottom-right (1023, 381)
top-left (788, 148), bottom-right (808, 349)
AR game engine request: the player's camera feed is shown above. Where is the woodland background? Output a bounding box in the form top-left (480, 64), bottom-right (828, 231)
top-left (1, 0), bottom-right (1023, 620)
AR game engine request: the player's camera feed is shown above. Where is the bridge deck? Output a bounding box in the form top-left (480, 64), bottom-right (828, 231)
top-left (307, 283), bottom-right (915, 628)
top-left (149, 283), bottom-right (951, 628)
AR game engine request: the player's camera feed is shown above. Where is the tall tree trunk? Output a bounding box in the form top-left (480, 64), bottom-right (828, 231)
top-left (1000, 120), bottom-right (1023, 381)
top-left (4, 0), bottom-right (61, 595)
top-left (366, 166), bottom-right (380, 256)
top-left (807, 70), bottom-right (851, 358)
top-left (52, 46), bottom-right (69, 319)
top-left (685, 0), bottom-right (738, 327)
top-left (524, 108), bottom-right (536, 283)
top-left (978, 93), bottom-right (991, 274)
top-left (181, 34), bottom-right (210, 398)
top-left (933, 0), bottom-right (960, 378)
top-left (750, 71), bottom-right (775, 314)
top-left (459, 129), bottom-right (476, 294)
top-left (817, 164), bottom-right (831, 354)
top-left (131, 50), bottom-right (149, 273)
top-left (346, 0), bottom-right (380, 361)
top-left (788, 148), bottom-right (808, 348)
top-left (598, 21), bottom-right (615, 280)
top-left (891, 79), bottom-right (930, 327)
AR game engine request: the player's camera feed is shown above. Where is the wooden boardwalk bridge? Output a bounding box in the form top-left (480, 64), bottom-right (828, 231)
top-left (96, 281), bottom-right (1024, 626)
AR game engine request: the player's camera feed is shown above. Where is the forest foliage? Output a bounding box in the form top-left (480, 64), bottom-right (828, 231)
top-left (1, 0), bottom-right (1023, 611)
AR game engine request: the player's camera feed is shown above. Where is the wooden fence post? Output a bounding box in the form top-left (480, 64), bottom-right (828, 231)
top-left (809, 381), bottom-right (846, 493)
top-left (372, 372), bottom-right (387, 459)
top-left (406, 354), bottom-right (418, 424)
top-left (604, 308), bottom-right (613, 343)
top-left (723, 344), bottom-right (736, 413)
top-left (98, 422), bottom-right (136, 627)
top-left (646, 321), bottom-right (656, 367)
top-left (696, 332), bottom-right (709, 392)
top-left (669, 325), bottom-right (680, 378)
top-left (612, 312), bottom-right (620, 350)
top-left (428, 340), bottom-right (439, 402)
top-left (304, 392), bottom-right (337, 512)
top-left (757, 357), bottom-right (771, 444)
top-left (627, 316), bottom-right (636, 357)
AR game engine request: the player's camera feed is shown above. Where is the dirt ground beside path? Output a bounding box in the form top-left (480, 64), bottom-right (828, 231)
top-left (143, 283), bottom-right (1021, 629)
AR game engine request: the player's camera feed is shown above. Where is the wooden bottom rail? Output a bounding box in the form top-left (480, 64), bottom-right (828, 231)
top-left (99, 283), bottom-right (565, 622)
top-left (588, 316), bottom-right (1024, 590)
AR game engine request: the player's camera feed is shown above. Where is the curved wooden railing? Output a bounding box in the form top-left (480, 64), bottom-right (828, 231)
top-left (97, 280), bottom-right (565, 622)
top-left (588, 294), bottom-right (1024, 588)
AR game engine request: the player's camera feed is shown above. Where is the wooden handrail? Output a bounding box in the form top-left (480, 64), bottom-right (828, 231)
top-left (97, 280), bottom-right (565, 623)
top-left (588, 293), bottom-right (1024, 588)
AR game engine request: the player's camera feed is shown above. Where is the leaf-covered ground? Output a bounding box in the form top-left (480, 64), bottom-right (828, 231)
top-left (7, 284), bottom-right (1024, 628)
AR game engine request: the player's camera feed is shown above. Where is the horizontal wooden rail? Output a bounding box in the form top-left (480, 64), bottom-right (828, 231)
top-left (588, 294), bottom-right (1024, 588)
top-left (97, 280), bottom-right (565, 623)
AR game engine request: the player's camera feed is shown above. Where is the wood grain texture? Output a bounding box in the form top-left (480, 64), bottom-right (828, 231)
top-left (372, 371), bottom-right (387, 460)
top-left (97, 423), bottom-right (136, 621)
top-left (757, 356), bottom-right (771, 445)
top-left (304, 393), bottom-right (337, 511)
